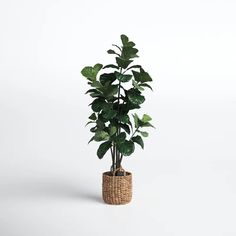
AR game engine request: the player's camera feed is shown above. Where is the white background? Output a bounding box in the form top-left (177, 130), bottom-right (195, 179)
top-left (0, 0), bottom-right (236, 235)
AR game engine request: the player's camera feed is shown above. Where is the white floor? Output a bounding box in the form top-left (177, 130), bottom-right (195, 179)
top-left (0, 159), bottom-right (236, 236)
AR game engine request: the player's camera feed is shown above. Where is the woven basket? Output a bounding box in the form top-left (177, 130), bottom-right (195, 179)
top-left (102, 167), bottom-right (132, 205)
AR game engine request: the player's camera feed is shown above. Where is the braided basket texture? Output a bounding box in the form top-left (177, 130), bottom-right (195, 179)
top-left (102, 168), bottom-right (132, 205)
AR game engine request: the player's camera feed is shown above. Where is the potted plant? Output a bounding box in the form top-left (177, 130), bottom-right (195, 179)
top-left (81, 34), bottom-right (154, 205)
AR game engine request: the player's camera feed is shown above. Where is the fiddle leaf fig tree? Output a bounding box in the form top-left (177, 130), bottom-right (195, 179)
top-left (81, 34), bottom-right (155, 173)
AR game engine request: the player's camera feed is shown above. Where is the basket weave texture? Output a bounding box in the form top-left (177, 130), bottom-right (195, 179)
top-left (102, 168), bottom-right (132, 205)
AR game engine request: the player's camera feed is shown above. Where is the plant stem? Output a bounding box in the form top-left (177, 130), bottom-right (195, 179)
top-left (110, 146), bottom-right (115, 171)
top-left (130, 126), bottom-right (139, 140)
top-left (119, 154), bottom-right (123, 166)
top-left (114, 68), bottom-right (123, 171)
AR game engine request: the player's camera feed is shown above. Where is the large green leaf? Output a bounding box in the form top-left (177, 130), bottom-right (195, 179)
top-left (91, 98), bottom-right (106, 112)
top-left (127, 89), bottom-right (145, 105)
top-left (99, 73), bottom-right (116, 85)
top-left (115, 132), bottom-right (126, 144)
top-left (116, 57), bottom-right (133, 69)
top-left (119, 123), bottom-right (131, 134)
top-left (116, 114), bottom-right (130, 124)
top-left (114, 71), bottom-right (132, 83)
top-left (132, 69), bottom-right (152, 83)
top-left (97, 141), bottom-right (112, 159)
top-left (117, 140), bottom-right (135, 156)
top-left (109, 126), bottom-right (117, 136)
top-left (131, 135), bottom-right (144, 149)
top-left (123, 101), bottom-right (141, 111)
top-left (81, 63), bottom-right (103, 81)
top-left (122, 46), bottom-right (139, 59)
top-left (94, 63), bottom-right (103, 72)
top-left (94, 130), bottom-right (109, 142)
top-left (99, 84), bottom-right (118, 98)
top-left (102, 109), bottom-right (117, 120)
top-left (96, 119), bottom-right (105, 130)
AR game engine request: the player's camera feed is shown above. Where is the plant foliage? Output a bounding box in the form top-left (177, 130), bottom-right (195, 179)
top-left (81, 34), bottom-right (155, 173)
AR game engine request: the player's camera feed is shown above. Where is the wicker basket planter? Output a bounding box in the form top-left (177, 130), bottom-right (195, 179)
top-left (102, 168), bottom-right (132, 205)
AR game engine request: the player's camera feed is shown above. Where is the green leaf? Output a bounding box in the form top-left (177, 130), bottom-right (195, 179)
top-left (91, 98), bottom-right (106, 112)
top-left (123, 101), bottom-right (141, 111)
top-left (139, 131), bottom-right (149, 137)
top-left (91, 81), bottom-right (102, 88)
top-left (128, 41), bottom-right (135, 47)
top-left (132, 113), bottom-right (139, 128)
top-left (140, 68), bottom-right (152, 82)
top-left (120, 123), bottom-right (131, 134)
top-left (99, 73), bottom-right (116, 85)
top-left (103, 64), bottom-right (119, 70)
top-left (85, 89), bottom-right (98, 94)
top-left (94, 63), bottom-right (103, 72)
top-left (88, 136), bottom-right (94, 144)
top-left (107, 49), bottom-right (116, 54)
top-left (100, 84), bottom-right (119, 98)
top-left (89, 113), bottom-right (96, 120)
top-left (97, 141), bottom-right (112, 159)
top-left (116, 57), bottom-right (133, 69)
top-left (132, 69), bottom-right (152, 83)
top-left (139, 83), bottom-right (153, 91)
top-left (132, 80), bottom-right (144, 91)
top-left (132, 70), bottom-right (142, 82)
top-left (85, 121), bottom-right (95, 126)
top-left (132, 135), bottom-right (144, 149)
top-left (96, 119), bottom-right (105, 130)
top-left (121, 34), bottom-right (129, 46)
top-left (127, 89), bottom-right (145, 105)
top-left (81, 63), bottom-right (103, 81)
top-left (90, 92), bottom-right (103, 98)
top-left (122, 46), bottom-right (139, 59)
top-left (103, 102), bottom-right (113, 111)
top-left (115, 132), bottom-right (126, 144)
top-left (109, 126), bottom-right (117, 136)
top-left (117, 140), bottom-right (135, 156)
top-left (140, 122), bottom-right (155, 128)
top-left (90, 126), bottom-right (97, 132)
top-left (102, 109), bottom-right (117, 120)
top-left (142, 114), bottom-right (152, 123)
top-left (116, 114), bottom-right (130, 124)
top-left (85, 89), bottom-right (103, 97)
top-left (127, 65), bottom-right (141, 70)
top-left (94, 131), bottom-right (109, 142)
top-left (114, 71), bottom-right (132, 83)
top-left (107, 50), bottom-right (120, 56)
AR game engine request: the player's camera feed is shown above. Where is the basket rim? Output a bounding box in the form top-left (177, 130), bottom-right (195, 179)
top-left (103, 171), bottom-right (132, 176)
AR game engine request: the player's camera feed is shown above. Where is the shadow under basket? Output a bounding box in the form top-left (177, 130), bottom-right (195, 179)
top-left (102, 169), bottom-right (132, 205)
